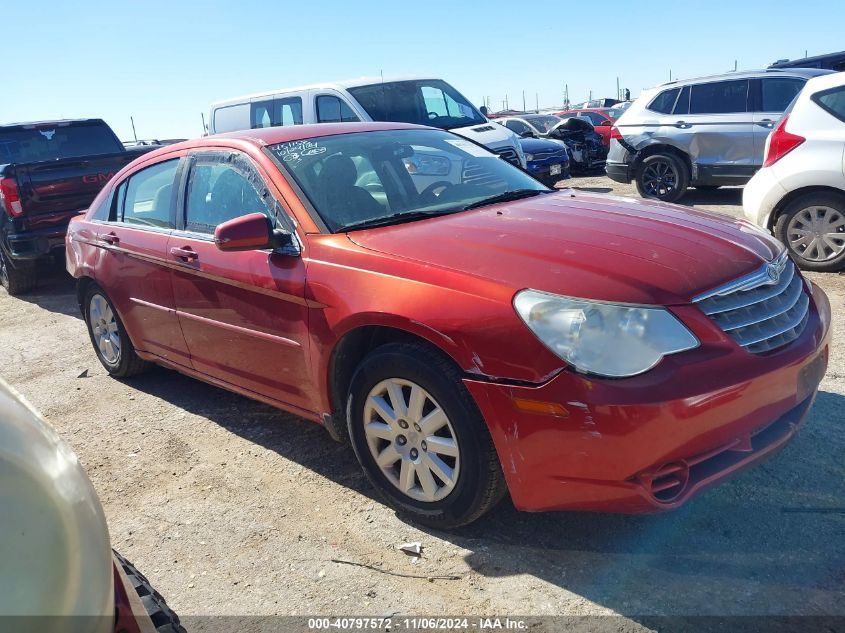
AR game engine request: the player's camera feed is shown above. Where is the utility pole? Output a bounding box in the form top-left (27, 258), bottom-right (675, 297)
top-left (522, 90), bottom-right (526, 112)
top-left (669, 69), bottom-right (673, 81)
top-left (616, 76), bottom-right (620, 101)
top-left (200, 112), bottom-right (207, 136)
top-left (564, 84), bottom-right (569, 110)
top-left (535, 92), bottom-right (539, 113)
top-left (734, 59), bottom-right (738, 71)
top-left (130, 116), bottom-right (137, 142)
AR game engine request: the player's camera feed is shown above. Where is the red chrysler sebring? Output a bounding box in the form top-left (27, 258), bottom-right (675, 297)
top-left (66, 123), bottom-right (830, 527)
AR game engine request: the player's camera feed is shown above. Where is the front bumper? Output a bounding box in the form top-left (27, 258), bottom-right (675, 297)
top-left (464, 285), bottom-right (831, 513)
top-left (528, 160), bottom-right (571, 184)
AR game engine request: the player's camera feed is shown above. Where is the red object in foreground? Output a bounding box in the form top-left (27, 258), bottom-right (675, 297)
top-left (763, 115), bottom-right (806, 167)
top-left (66, 122), bottom-right (830, 525)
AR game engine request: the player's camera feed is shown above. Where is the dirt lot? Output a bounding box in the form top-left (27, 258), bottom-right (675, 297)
top-left (1, 175), bottom-right (843, 631)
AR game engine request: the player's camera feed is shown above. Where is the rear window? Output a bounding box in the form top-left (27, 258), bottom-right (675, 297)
top-left (0, 122), bottom-right (122, 164)
top-left (689, 80), bottom-right (749, 114)
top-left (647, 88), bottom-right (680, 114)
top-left (813, 86), bottom-right (845, 123)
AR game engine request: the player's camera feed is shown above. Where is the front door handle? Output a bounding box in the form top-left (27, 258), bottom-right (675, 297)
top-left (170, 246), bottom-right (198, 262)
top-left (674, 121), bottom-right (692, 129)
top-left (99, 232), bottom-right (119, 246)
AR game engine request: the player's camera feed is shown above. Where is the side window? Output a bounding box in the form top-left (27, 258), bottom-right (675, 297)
top-left (213, 103), bottom-right (250, 133)
top-left (185, 160), bottom-right (272, 235)
top-left (761, 78), bottom-right (805, 112)
top-left (689, 80), bottom-right (749, 114)
top-left (583, 112), bottom-right (609, 126)
top-left (276, 97), bottom-right (303, 126)
top-left (647, 88), bottom-right (681, 114)
top-left (251, 100), bottom-right (274, 128)
top-left (119, 159), bottom-right (179, 228)
top-left (673, 86), bottom-right (690, 115)
top-left (814, 86), bottom-right (845, 122)
top-left (316, 95), bottom-right (360, 123)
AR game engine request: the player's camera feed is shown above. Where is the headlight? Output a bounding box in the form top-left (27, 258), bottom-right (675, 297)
top-left (513, 290), bottom-right (699, 377)
top-left (525, 153), bottom-right (534, 162)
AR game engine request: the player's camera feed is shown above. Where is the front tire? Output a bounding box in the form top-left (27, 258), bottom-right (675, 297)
top-left (83, 284), bottom-right (150, 377)
top-left (346, 342), bottom-right (506, 528)
top-left (635, 153), bottom-right (689, 202)
top-left (775, 192), bottom-right (845, 272)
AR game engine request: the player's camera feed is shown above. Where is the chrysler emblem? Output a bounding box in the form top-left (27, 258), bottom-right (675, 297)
top-left (767, 256), bottom-right (786, 284)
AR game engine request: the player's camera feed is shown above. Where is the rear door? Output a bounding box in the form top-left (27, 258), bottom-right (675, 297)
top-left (167, 149), bottom-right (315, 413)
top-left (752, 77), bottom-right (806, 164)
top-left (92, 155), bottom-right (191, 365)
top-left (681, 79), bottom-right (756, 180)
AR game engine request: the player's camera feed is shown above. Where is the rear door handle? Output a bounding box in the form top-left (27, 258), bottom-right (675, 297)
top-left (674, 121), bottom-right (692, 129)
top-left (99, 232), bottom-right (119, 246)
top-left (758, 119), bottom-right (775, 128)
top-left (170, 246), bottom-right (198, 262)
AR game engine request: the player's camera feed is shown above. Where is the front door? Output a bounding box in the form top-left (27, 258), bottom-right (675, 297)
top-left (167, 150), bottom-right (315, 413)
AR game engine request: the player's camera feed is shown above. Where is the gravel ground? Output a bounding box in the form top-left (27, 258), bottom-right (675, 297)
top-left (1, 175), bottom-right (843, 631)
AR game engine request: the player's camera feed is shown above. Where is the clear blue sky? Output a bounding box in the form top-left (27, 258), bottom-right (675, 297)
top-left (3, 0), bottom-right (843, 142)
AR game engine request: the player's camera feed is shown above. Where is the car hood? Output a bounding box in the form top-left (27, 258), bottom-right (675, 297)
top-left (519, 137), bottom-right (567, 153)
top-left (346, 191), bottom-right (784, 305)
top-left (450, 121), bottom-right (518, 151)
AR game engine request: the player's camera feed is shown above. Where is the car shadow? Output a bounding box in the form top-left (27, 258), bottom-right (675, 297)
top-left (125, 366), bottom-right (845, 624)
top-left (679, 187), bottom-right (744, 208)
top-left (9, 258), bottom-right (80, 319)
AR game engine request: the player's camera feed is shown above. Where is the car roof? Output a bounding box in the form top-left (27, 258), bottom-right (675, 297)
top-left (652, 68), bottom-right (833, 89)
top-left (804, 70), bottom-right (845, 92)
top-left (211, 76), bottom-right (444, 108)
top-left (138, 122), bottom-right (432, 158)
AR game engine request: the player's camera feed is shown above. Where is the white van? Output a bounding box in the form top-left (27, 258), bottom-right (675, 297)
top-left (209, 76), bottom-right (526, 167)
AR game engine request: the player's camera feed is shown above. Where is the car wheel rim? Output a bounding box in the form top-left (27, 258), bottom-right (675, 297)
top-left (642, 160), bottom-right (677, 198)
top-left (89, 294), bottom-right (121, 365)
top-left (787, 205), bottom-right (845, 262)
top-left (363, 378), bottom-right (460, 503)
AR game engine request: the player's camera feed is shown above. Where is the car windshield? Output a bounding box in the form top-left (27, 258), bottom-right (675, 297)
top-left (0, 122), bottom-right (122, 163)
top-left (267, 129), bottom-right (549, 232)
top-left (347, 80), bottom-right (487, 130)
top-left (523, 115), bottom-right (561, 133)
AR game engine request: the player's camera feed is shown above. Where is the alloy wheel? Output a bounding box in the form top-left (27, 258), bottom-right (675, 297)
top-left (641, 159), bottom-right (678, 198)
top-left (786, 205), bottom-right (845, 262)
top-left (363, 378), bottom-right (460, 503)
top-left (89, 293), bottom-right (121, 365)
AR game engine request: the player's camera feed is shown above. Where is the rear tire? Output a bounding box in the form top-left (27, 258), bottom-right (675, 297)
top-left (83, 284), bottom-right (150, 377)
top-left (0, 250), bottom-right (36, 296)
top-left (775, 192), bottom-right (845, 272)
top-left (346, 342), bottom-right (506, 528)
top-left (114, 551), bottom-right (186, 633)
top-left (635, 153), bottom-right (689, 202)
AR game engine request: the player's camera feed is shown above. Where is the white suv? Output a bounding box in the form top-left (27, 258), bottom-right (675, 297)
top-left (743, 72), bottom-right (845, 272)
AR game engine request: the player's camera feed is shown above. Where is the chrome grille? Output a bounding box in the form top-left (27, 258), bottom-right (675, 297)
top-left (694, 254), bottom-right (810, 354)
top-left (493, 147), bottom-right (521, 165)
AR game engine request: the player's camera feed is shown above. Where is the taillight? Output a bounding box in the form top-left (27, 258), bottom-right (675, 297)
top-left (763, 115), bottom-right (805, 168)
top-left (0, 177), bottom-right (23, 218)
top-left (610, 125), bottom-right (623, 141)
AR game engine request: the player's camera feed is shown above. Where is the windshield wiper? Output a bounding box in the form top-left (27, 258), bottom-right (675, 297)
top-left (343, 210), bottom-right (452, 232)
top-left (460, 189), bottom-right (552, 211)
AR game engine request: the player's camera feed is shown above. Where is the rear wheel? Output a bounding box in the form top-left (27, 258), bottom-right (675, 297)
top-left (775, 192), bottom-right (845, 272)
top-left (83, 285), bottom-right (150, 377)
top-left (0, 250), bottom-right (36, 296)
top-left (635, 153), bottom-right (689, 202)
top-left (346, 342), bottom-right (506, 528)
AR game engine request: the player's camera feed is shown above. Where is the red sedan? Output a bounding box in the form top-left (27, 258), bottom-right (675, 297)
top-left (66, 122), bottom-right (830, 527)
top-left (554, 108), bottom-right (615, 145)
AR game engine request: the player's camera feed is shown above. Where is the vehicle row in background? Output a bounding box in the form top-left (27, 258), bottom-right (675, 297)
top-left (496, 113), bottom-right (608, 172)
top-left (743, 71), bottom-right (845, 271)
top-left (605, 68), bottom-right (832, 202)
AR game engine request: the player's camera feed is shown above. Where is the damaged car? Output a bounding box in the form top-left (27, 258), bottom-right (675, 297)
top-left (497, 114), bottom-right (607, 172)
top-left (519, 135), bottom-right (570, 185)
top-left (606, 68), bottom-right (832, 202)
top-left (67, 123), bottom-right (830, 528)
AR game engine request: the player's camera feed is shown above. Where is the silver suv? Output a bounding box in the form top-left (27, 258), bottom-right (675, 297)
top-left (606, 68), bottom-right (832, 202)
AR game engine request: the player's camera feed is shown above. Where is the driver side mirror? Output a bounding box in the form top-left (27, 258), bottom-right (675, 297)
top-left (520, 130), bottom-right (536, 139)
top-left (214, 213), bottom-right (296, 253)
top-left (479, 105), bottom-right (489, 117)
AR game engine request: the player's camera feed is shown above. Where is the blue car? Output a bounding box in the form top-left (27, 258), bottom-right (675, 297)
top-left (519, 137), bottom-right (570, 185)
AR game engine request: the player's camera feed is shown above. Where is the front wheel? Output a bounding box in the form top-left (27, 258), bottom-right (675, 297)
top-left (346, 342), bottom-right (506, 528)
top-left (775, 192), bottom-right (845, 272)
top-left (635, 153), bottom-right (689, 202)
